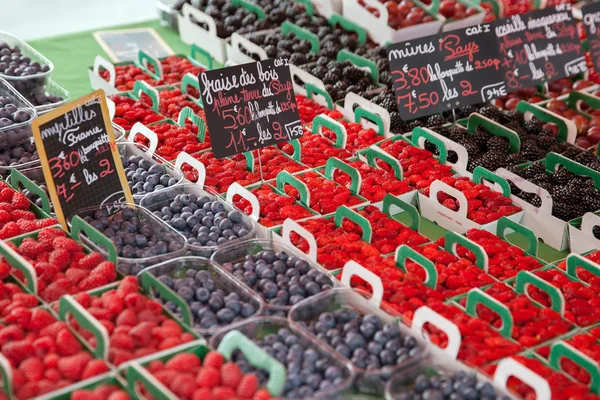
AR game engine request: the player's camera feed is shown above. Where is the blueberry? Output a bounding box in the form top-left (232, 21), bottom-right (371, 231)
top-left (359, 323), bottom-right (377, 340)
top-left (367, 342), bottom-right (382, 355)
top-left (216, 308), bottom-right (235, 323)
top-left (415, 375), bottom-right (430, 393)
top-left (195, 287), bottom-right (210, 302)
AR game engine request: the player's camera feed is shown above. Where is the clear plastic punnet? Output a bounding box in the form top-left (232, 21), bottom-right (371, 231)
top-left (210, 316), bottom-right (355, 400)
top-left (289, 287), bottom-right (428, 396)
top-left (67, 202), bottom-right (187, 276)
top-left (0, 32), bottom-right (54, 95)
top-left (28, 79), bottom-right (70, 115)
top-left (137, 256), bottom-right (265, 337)
top-left (139, 183), bottom-right (257, 258)
top-left (0, 77), bottom-right (37, 150)
top-left (211, 239), bottom-right (337, 317)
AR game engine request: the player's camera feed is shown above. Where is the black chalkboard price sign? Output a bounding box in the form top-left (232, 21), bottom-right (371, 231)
top-left (582, 2), bottom-right (600, 73)
top-left (493, 4), bottom-right (586, 90)
top-left (198, 58), bottom-right (303, 158)
top-left (387, 23), bottom-right (507, 120)
top-left (31, 90), bottom-right (134, 229)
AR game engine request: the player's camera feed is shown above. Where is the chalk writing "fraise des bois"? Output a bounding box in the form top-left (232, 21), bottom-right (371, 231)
top-left (40, 106), bottom-right (97, 141)
top-left (388, 42), bottom-right (435, 61)
top-left (200, 69), bottom-right (256, 105)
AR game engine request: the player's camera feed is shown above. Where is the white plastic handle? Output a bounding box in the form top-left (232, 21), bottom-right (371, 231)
top-left (494, 358), bottom-right (552, 399)
top-left (495, 168), bottom-right (553, 214)
top-left (231, 33), bottom-right (268, 61)
top-left (314, 115), bottom-right (348, 149)
top-left (429, 180), bottom-right (469, 218)
top-left (340, 260), bottom-right (383, 308)
top-left (182, 3), bottom-right (217, 35)
top-left (355, 0), bottom-right (388, 24)
top-left (226, 182), bottom-right (260, 222)
top-left (60, 295), bottom-right (111, 360)
top-left (0, 240), bottom-right (38, 295)
top-left (106, 98), bottom-right (116, 121)
top-left (581, 212), bottom-right (600, 237)
top-left (127, 123), bottom-right (159, 156)
top-left (281, 218), bottom-right (318, 261)
top-left (411, 306), bottom-right (462, 360)
top-left (175, 152), bottom-right (206, 189)
top-left (225, 59), bottom-right (239, 67)
top-left (93, 55), bottom-right (116, 87)
top-left (138, 52), bottom-right (163, 78)
top-left (343, 92), bottom-right (391, 136)
top-left (523, 102), bottom-right (577, 144)
top-left (289, 64), bottom-right (326, 95)
top-left (134, 81), bottom-right (160, 105)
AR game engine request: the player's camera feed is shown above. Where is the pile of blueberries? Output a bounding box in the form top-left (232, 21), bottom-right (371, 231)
top-left (220, 250), bottom-right (334, 313)
top-left (0, 42), bottom-right (51, 95)
top-left (0, 141), bottom-right (38, 173)
top-left (396, 371), bottom-right (510, 400)
top-left (297, 308), bottom-right (423, 371)
top-left (229, 325), bottom-right (348, 399)
top-left (24, 88), bottom-right (64, 108)
top-left (157, 268), bottom-right (259, 331)
top-left (83, 207), bottom-right (185, 273)
top-left (0, 95), bottom-right (33, 149)
top-left (122, 154), bottom-right (180, 197)
top-left (148, 193), bottom-right (251, 254)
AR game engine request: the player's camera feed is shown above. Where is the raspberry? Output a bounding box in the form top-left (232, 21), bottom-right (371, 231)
top-left (48, 248), bottom-right (71, 270)
top-left (57, 352), bottom-right (92, 381)
top-left (166, 353), bottom-right (201, 372)
top-left (0, 221), bottom-right (20, 239)
top-left (81, 359), bottom-right (110, 379)
top-left (79, 274), bottom-right (110, 291)
top-left (116, 276), bottom-right (139, 299)
top-left (11, 209), bottom-right (35, 221)
top-left (237, 374), bottom-right (259, 398)
top-left (56, 328), bottom-right (82, 356)
top-left (221, 361), bottom-right (243, 388)
top-left (90, 261), bottom-right (117, 281)
top-left (196, 366), bottom-right (221, 388)
top-left (17, 239), bottom-right (45, 259)
top-left (77, 252), bottom-right (106, 270)
top-left (203, 351), bottom-right (225, 369)
top-left (52, 237), bottom-right (82, 252)
top-left (18, 357), bottom-right (44, 381)
top-left (12, 191), bottom-right (31, 210)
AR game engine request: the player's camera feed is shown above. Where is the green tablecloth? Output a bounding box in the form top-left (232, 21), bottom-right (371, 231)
top-left (26, 19), bottom-right (569, 263)
top-left (28, 20), bottom-right (190, 99)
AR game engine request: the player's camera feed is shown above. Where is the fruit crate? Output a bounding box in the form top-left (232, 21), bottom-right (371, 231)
top-left (296, 88), bottom-right (344, 125)
top-left (0, 32), bottom-right (54, 97)
top-left (35, 371), bottom-right (132, 400)
top-left (288, 286), bottom-right (431, 395)
top-left (230, 146), bottom-right (313, 182)
top-left (66, 203), bottom-right (187, 276)
top-left (211, 238), bottom-right (337, 316)
top-left (7, 166), bottom-right (57, 216)
top-left (139, 182), bottom-right (258, 258)
top-left (178, 1), bottom-right (269, 65)
top-left (553, 252), bottom-right (600, 290)
top-left (209, 316), bottom-right (355, 399)
top-left (496, 152), bottom-right (600, 251)
top-left (110, 83), bottom-right (166, 131)
top-left (138, 256), bottom-right (265, 337)
top-left (121, 335), bottom-right (285, 399)
top-left (224, 181), bottom-right (319, 240)
top-left (56, 277), bottom-right (203, 369)
top-left (508, 266), bottom-right (600, 329)
top-left (334, 91), bottom-right (394, 139)
top-left (568, 212), bottom-right (600, 254)
top-left (133, 75), bottom-right (205, 120)
top-left (2, 217), bottom-right (120, 304)
top-left (0, 306), bottom-right (114, 400)
top-left (89, 47), bottom-right (211, 96)
top-left (0, 77), bottom-right (37, 151)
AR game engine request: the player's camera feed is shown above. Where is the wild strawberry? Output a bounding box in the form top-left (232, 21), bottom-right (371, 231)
top-left (57, 352), bottom-right (92, 381)
top-left (55, 328), bottom-right (82, 356)
top-left (237, 374), bottom-right (259, 398)
top-left (196, 366), bottom-right (221, 388)
top-left (166, 352), bottom-right (201, 372)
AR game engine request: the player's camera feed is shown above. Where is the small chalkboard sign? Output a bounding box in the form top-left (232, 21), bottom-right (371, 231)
top-left (93, 28), bottom-right (174, 63)
top-left (31, 90), bottom-right (134, 229)
top-left (493, 4), bottom-right (586, 90)
top-left (582, 2), bottom-right (600, 73)
top-left (198, 58), bottom-right (303, 158)
top-left (387, 23), bottom-right (507, 120)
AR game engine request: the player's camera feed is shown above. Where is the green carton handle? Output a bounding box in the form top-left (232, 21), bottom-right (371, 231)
top-left (324, 157), bottom-right (361, 194)
top-left (127, 362), bottom-right (175, 400)
top-left (293, 0), bottom-right (314, 15)
top-left (334, 205), bottom-right (372, 243)
top-left (550, 341), bottom-right (600, 394)
top-left (10, 169), bottom-right (51, 215)
top-left (496, 217), bottom-right (539, 257)
top-left (133, 80), bottom-right (160, 113)
top-left (466, 288), bottom-right (514, 338)
top-left (365, 145), bottom-right (403, 180)
top-left (286, 139), bottom-right (303, 163)
top-left (276, 171), bottom-right (310, 207)
top-left (182, 73), bottom-right (203, 104)
top-left (444, 231), bottom-right (489, 272)
top-left (516, 101), bottom-right (572, 143)
top-left (337, 50), bottom-right (379, 83)
top-left (567, 91), bottom-right (600, 115)
top-left (138, 50), bottom-right (163, 79)
top-left (467, 113), bottom-right (521, 154)
top-left (328, 13), bottom-right (367, 45)
top-left (190, 44), bottom-right (213, 71)
top-left (306, 83), bottom-right (333, 110)
top-left (71, 216), bottom-right (118, 264)
top-left (566, 253), bottom-right (600, 283)
top-left (395, 245), bottom-right (438, 289)
top-left (177, 106), bottom-right (207, 143)
top-left (411, 127), bottom-right (448, 163)
top-left (232, 0), bottom-right (266, 19)
top-left (383, 194), bottom-right (420, 232)
top-left (58, 295), bottom-right (109, 359)
top-left (312, 115), bottom-right (347, 149)
top-left (546, 152), bottom-right (600, 188)
top-left (139, 271), bottom-right (193, 327)
top-left (281, 22), bottom-right (319, 53)
top-left (0, 354), bottom-right (13, 399)
top-left (472, 166), bottom-right (511, 197)
top-left (241, 151), bottom-right (255, 173)
top-left (217, 331), bottom-right (286, 396)
top-left (0, 240), bottom-right (37, 295)
top-left (515, 271), bottom-right (565, 316)
top-left (355, 107), bottom-right (385, 136)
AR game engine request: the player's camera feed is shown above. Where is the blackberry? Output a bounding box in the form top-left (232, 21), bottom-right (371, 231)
top-left (333, 80), bottom-right (348, 92)
top-left (310, 66), bottom-right (328, 80)
top-left (378, 95), bottom-right (397, 113)
top-left (424, 140), bottom-right (439, 155)
top-left (524, 119), bottom-right (543, 134)
top-left (505, 153), bottom-right (527, 167)
top-left (426, 114), bottom-right (447, 127)
top-left (478, 106), bottom-right (502, 122)
top-left (539, 128), bottom-right (557, 138)
top-left (521, 143), bottom-right (546, 161)
top-left (505, 121), bottom-right (528, 137)
top-left (344, 66), bottom-right (367, 82)
top-left (501, 110), bottom-right (524, 124)
top-left (523, 161), bottom-right (546, 178)
top-left (447, 127), bottom-right (466, 142)
top-left (552, 186), bottom-right (577, 204)
top-left (408, 120), bottom-right (423, 131)
top-left (467, 156), bottom-right (485, 172)
top-left (340, 35), bottom-right (357, 50)
top-left (390, 112), bottom-right (406, 133)
top-left (458, 140), bottom-right (480, 157)
top-left (316, 56), bottom-right (329, 66)
top-left (323, 70), bottom-right (341, 83)
top-left (551, 167), bottom-right (573, 186)
top-left (379, 71), bottom-right (392, 88)
top-left (472, 129), bottom-right (491, 150)
top-left (487, 136), bottom-right (510, 152)
top-left (574, 151), bottom-right (597, 166)
top-left (588, 161), bottom-right (600, 172)
top-left (585, 195), bottom-right (600, 211)
top-left (289, 53), bottom-right (307, 65)
top-left (456, 105), bottom-right (478, 119)
top-left (535, 136), bottom-right (555, 151)
top-left (478, 150), bottom-right (507, 172)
